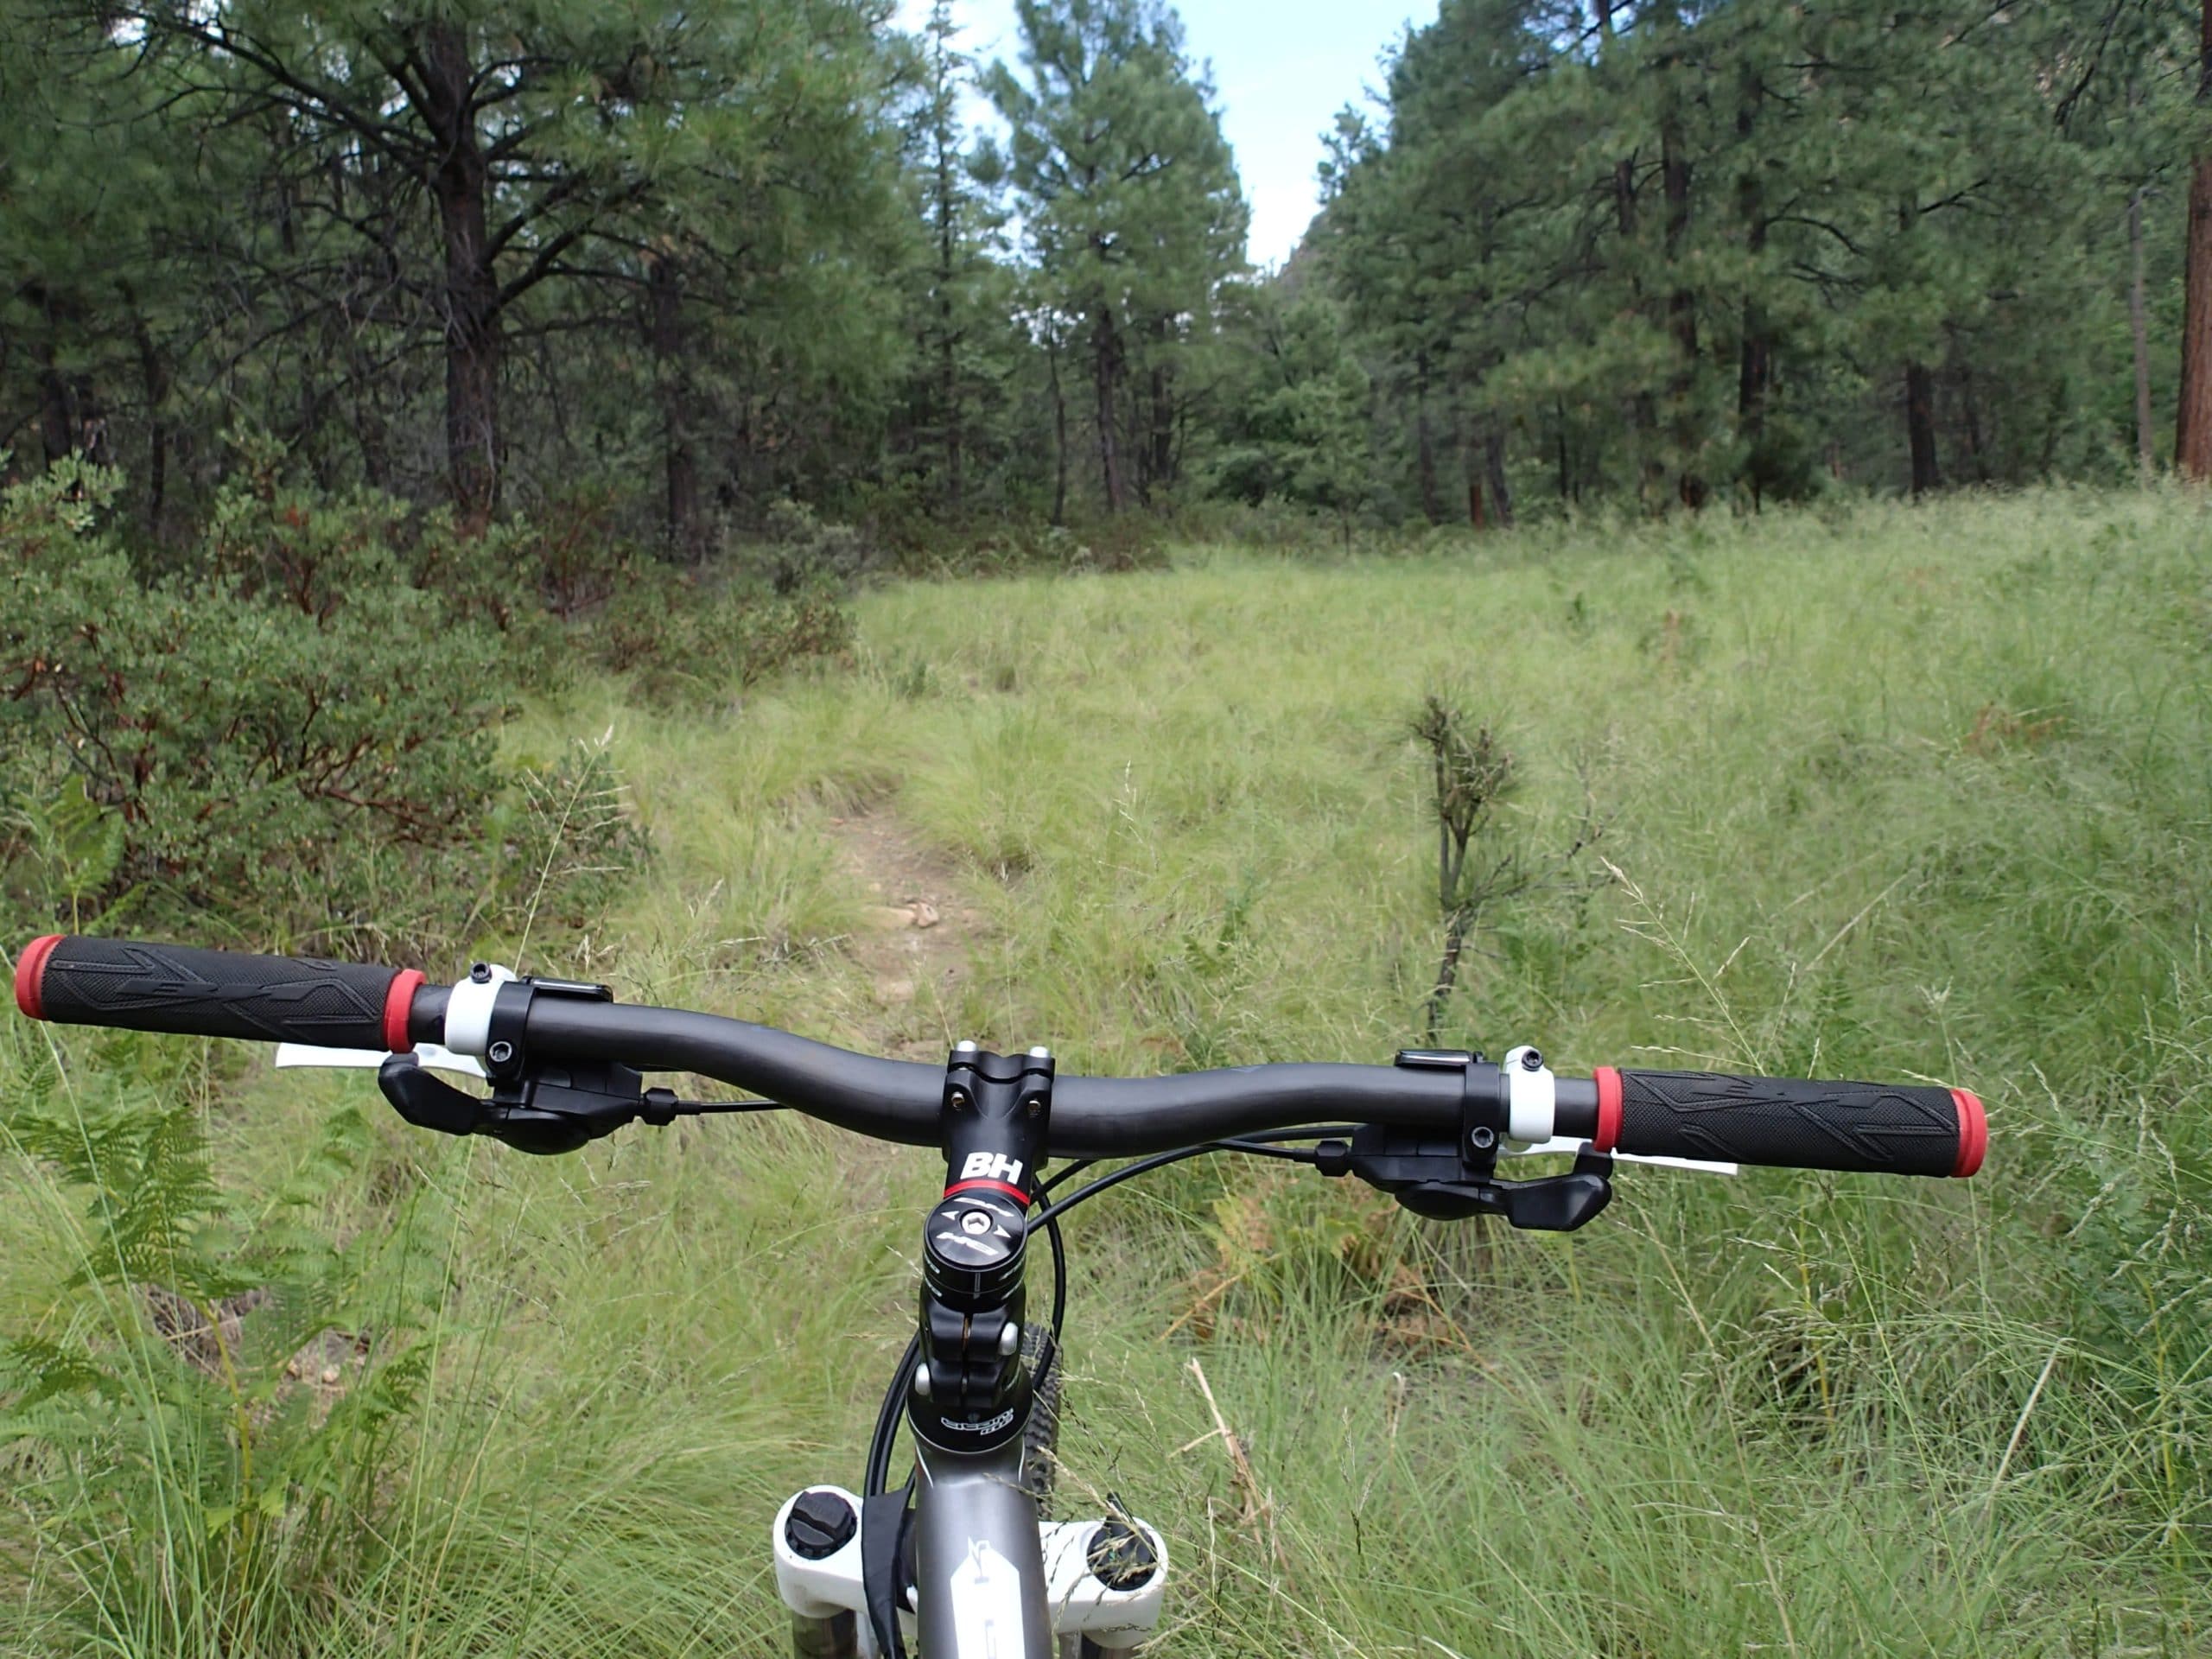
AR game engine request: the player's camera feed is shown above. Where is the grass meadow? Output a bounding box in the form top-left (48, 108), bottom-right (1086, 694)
top-left (3, 488), bottom-right (2208, 1656)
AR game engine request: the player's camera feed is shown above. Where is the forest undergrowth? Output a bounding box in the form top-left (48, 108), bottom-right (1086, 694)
top-left (3, 487), bottom-right (2207, 1656)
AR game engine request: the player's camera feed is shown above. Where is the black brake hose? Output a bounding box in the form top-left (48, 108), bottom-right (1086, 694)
top-left (1028, 1126), bottom-right (1357, 1228)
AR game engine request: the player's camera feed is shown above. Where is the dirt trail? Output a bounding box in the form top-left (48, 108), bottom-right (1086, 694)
top-left (824, 807), bottom-right (986, 1062)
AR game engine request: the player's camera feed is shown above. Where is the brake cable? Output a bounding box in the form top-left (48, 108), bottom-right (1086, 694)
top-left (861, 1126), bottom-right (1355, 1497)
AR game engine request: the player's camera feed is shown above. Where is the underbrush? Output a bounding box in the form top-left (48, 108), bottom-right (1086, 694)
top-left (0, 454), bottom-right (854, 953)
top-left (3, 486), bottom-right (2208, 1656)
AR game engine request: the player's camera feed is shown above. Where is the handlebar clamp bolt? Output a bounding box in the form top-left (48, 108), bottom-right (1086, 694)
top-left (470, 962), bottom-right (493, 983)
top-left (947, 1089), bottom-right (969, 1112)
top-left (1469, 1124), bottom-right (1498, 1152)
top-left (487, 1040), bottom-right (514, 1066)
top-left (1024, 1095), bottom-right (1044, 1117)
top-left (1521, 1049), bottom-right (1543, 1071)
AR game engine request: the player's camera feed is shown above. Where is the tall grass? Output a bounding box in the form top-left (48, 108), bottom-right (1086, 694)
top-left (4, 487), bottom-right (2206, 1655)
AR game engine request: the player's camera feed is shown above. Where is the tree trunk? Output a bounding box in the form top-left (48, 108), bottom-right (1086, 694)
top-left (1147, 315), bottom-right (1174, 499)
top-left (1662, 109), bottom-right (1703, 508)
top-left (130, 303), bottom-right (169, 537)
top-left (1046, 335), bottom-right (1070, 526)
top-left (1484, 426), bottom-right (1513, 528)
top-left (1459, 405), bottom-right (1484, 528)
top-left (2179, 0), bottom-right (2212, 479)
top-left (1415, 350), bottom-right (1443, 522)
top-left (935, 129), bottom-right (963, 513)
top-left (37, 348), bottom-right (77, 467)
top-left (1555, 400), bottom-right (1572, 503)
top-left (1905, 359), bottom-right (1942, 495)
top-left (2131, 188), bottom-right (2154, 474)
top-left (1092, 303), bottom-right (1126, 512)
top-left (2180, 160), bottom-right (2212, 478)
top-left (1736, 75), bottom-right (1771, 507)
top-left (1957, 359), bottom-right (1991, 483)
top-left (423, 22), bottom-right (501, 525)
top-left (648, 252), bottom-right (698, 556)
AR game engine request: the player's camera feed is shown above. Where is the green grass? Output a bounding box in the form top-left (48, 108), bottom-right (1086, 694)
top-left (5, 487), bottom-right (2209, 1656)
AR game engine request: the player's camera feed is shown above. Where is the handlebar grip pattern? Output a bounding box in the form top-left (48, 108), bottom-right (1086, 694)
top-left (1594, 1066), bottom-right (1984, 1178)
top-left (15, 936), bottom-right (421, 1052)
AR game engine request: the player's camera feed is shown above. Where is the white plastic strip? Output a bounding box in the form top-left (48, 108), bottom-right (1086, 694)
top-left (442, 965), bottom-right (516, 1058)
top-left (1502, 1135), bottom-right (1737, 1176)
top-left (275, 1042), bottom-right (487, 1078)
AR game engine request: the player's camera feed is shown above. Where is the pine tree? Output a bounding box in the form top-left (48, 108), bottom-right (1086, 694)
top-left (982, 0), bottom-right (1246, 513)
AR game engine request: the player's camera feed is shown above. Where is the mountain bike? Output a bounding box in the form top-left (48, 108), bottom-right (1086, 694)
top-left (13, 934), bottom-right (1986, 1656)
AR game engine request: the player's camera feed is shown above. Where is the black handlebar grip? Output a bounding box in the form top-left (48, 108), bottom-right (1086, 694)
top-left (1592, 1066), bottom-right (1985, 1178)
top-left (15, 935), bottom-right (423, 1052)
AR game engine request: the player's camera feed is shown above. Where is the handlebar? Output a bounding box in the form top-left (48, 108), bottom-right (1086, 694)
top-left (12, 935), bottom-right (1984, 1176)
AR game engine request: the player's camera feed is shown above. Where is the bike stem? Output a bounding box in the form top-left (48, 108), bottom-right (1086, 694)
top-left (910, 1041), bottom-right (1052, 1455)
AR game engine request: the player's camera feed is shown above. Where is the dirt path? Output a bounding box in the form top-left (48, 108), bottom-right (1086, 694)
top-left (824, 806), bottom-right (987, 1062)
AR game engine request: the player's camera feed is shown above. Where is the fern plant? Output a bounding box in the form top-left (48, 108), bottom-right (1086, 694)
top-left (0, 1025), bottom-right (442, 1656)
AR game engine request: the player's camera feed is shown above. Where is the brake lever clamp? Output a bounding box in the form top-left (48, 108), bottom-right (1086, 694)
top-left (376, 974), bottom-right (674, 1155)
top-left (1311, 1048), bottom-right (1614, 1231)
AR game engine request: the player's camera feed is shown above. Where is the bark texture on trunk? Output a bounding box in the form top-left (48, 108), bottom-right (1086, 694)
top-left (1662, 108), bottom-right (1704, 509)
top-left (1046, 337), bottom-right (1069, 526)
top-left (423, 22), bottom-right (501, 524)
top-left (1146, 315), bottom-right (1174, 499)
top-left (2131, 188), bottom-right (2154, 474)
top-left (934, 135), bottom-right (963, 512)
top-left (2178, 156), bottom-right (2212, 478)
top-left (1484, 426), bottom-right (1513, 529)
top-left (1091, 303), bottom-right (1125, 512)
top-left (1905, 359), bottom-right (1942, 495)
top-left (2178, 1), bottom-right (2212, 479)
top-left (131, 306), bottom-right (169, 537)
top-left (1735, 74), bottom-right (1771, 506)
top-left (1957, 360), bottom-right (1991, 483)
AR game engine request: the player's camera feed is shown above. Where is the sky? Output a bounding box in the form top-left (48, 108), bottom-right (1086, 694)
top-left (895, 0), bottom-right (1436, 270)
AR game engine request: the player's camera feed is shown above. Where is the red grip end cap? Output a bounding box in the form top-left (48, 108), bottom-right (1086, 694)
top-left (1950, 1088), bottom-right (1986, 1178)
top-left (15, 935), bottom-right (62, 1021)
top-left (384, 969), bottom-right (425, 1054)
top-left (1592, 1065), bottom-right (1623, 1153)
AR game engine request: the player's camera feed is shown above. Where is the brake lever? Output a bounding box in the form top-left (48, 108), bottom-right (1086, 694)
top-left (377, 1052), bottom-right (665, 1155)
top-left (1316, 1128), bottom-right (1615, 1231)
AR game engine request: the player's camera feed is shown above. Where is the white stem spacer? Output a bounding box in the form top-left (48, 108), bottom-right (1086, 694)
top-left (1502, 1045), bottom-right (1557, 1144)
top-left (442, 965), bottom-right (516, 1058)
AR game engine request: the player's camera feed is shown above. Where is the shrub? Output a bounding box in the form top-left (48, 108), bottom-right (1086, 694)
top-left (586, 563), bottom-right (854, 705)
top-left (0, 461), bottom-right (507, 945)
top-left (725, 499), bottom-right (877, 594)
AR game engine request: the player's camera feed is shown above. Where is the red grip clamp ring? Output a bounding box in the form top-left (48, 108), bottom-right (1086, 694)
top-left (1592, 1065), bottom-right (1623, 1153)
top-left (14, 934), bottom-right (62, 1021)
top-left (1949, 1088), bottom-right (1986, 1178)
